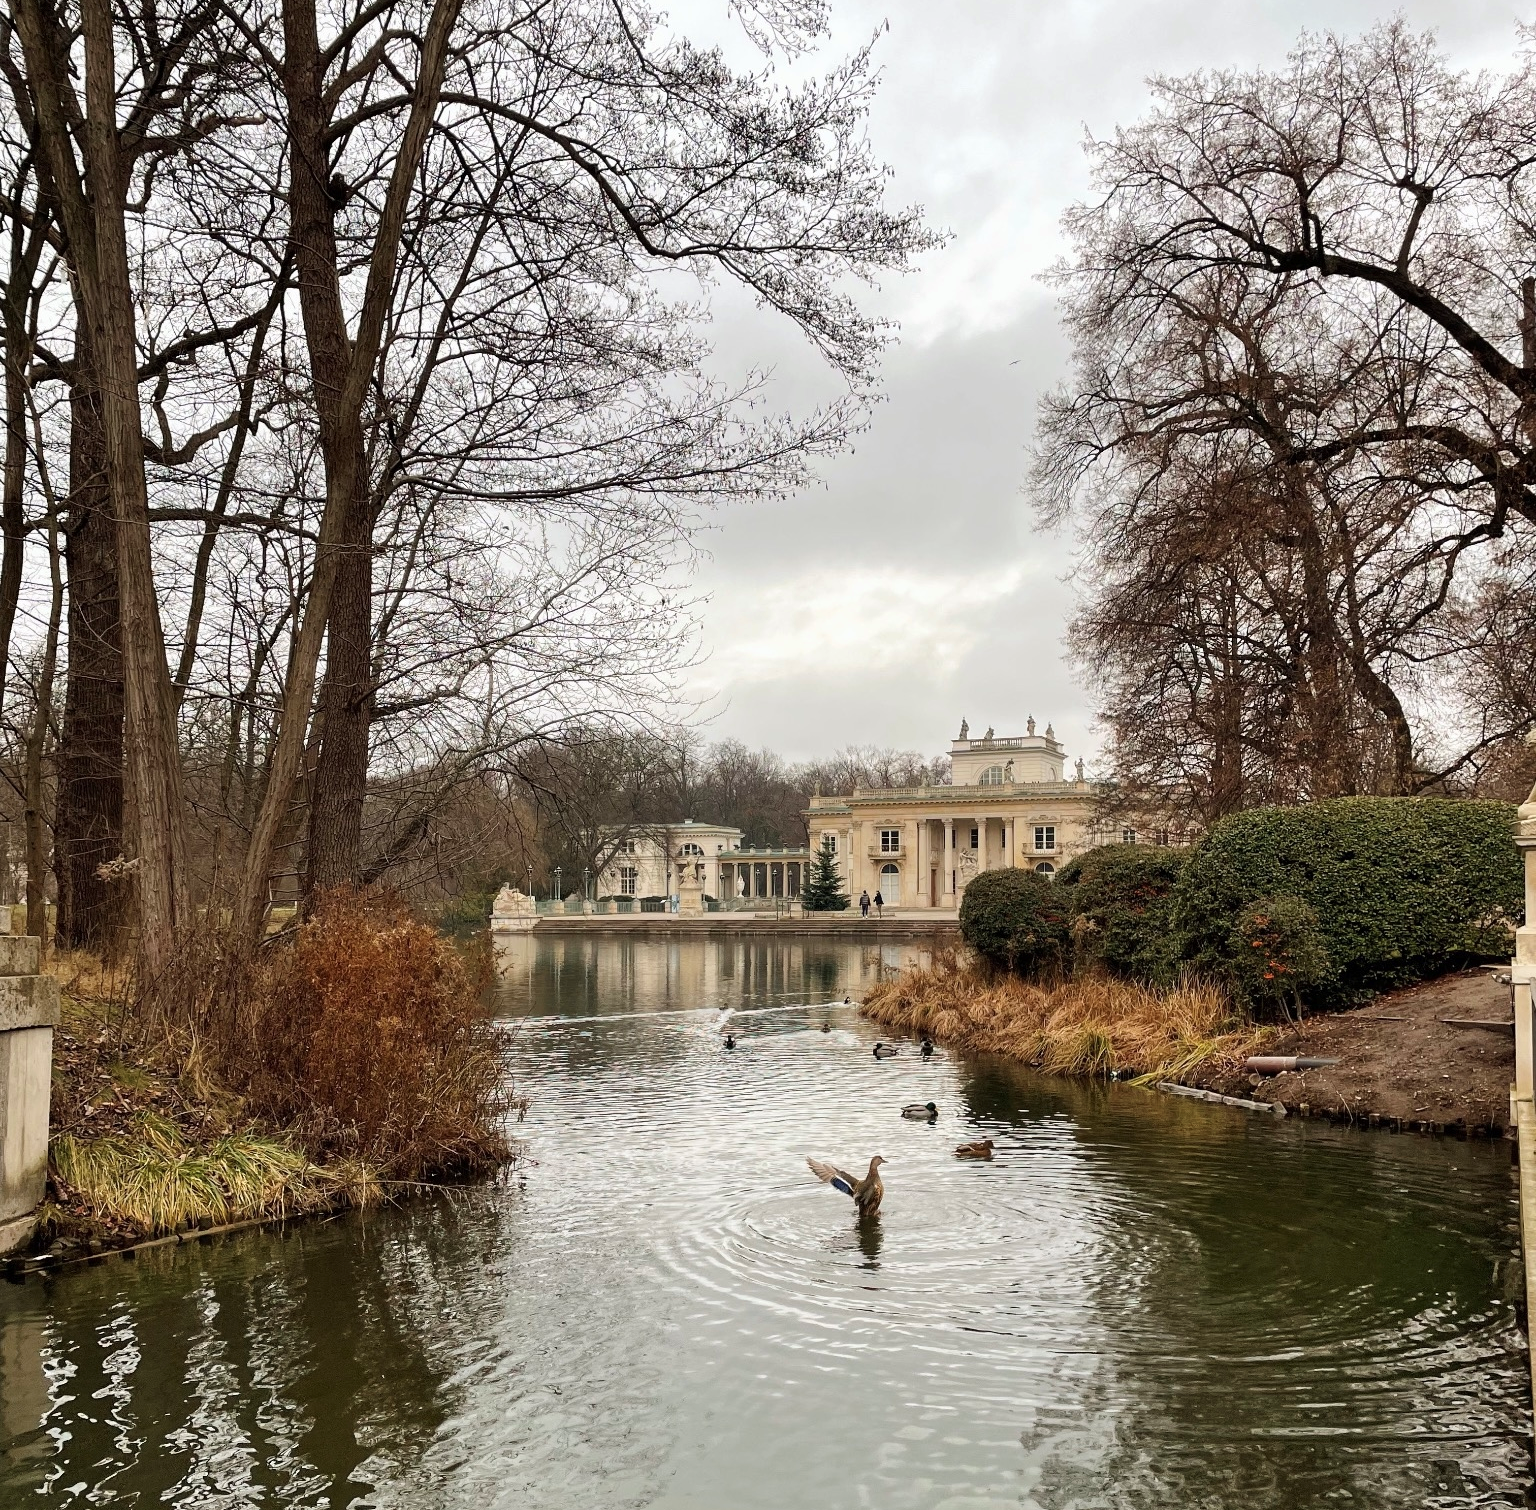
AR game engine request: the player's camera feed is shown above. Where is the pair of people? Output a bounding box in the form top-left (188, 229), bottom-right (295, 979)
top-left (858, 889), bottom-right (885, 918)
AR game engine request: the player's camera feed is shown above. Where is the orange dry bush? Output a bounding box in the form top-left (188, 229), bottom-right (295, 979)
top-left (862, 955), bottom-right (1268, 1081)
top-left (240, 891), bottom-right (511, 1180)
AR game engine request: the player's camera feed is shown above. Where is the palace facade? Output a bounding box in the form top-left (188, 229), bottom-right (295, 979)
top-left (806, 718), bottom-right (1143, 909)
top-left (594, 821), bottom-right (744, 899)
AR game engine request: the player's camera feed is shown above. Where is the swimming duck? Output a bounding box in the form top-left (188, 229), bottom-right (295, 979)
top-left (843, 995), bottom-right (851, 1004)
top-left (807, 1154), bottom-right (886, 1215)
top-left (902, 1101), bottom-right (938, 1120)
top-left (821, 1022), bottom-right (832, 1033)
top-left (920, 1038), bottom-right (934, 1058)
top-left (872, 1043), bottom-right (898, 1059)
top-left (954, 1139), bottom-right (995, 1160)
top-left (725, 1034), bottom-right (736, 1050)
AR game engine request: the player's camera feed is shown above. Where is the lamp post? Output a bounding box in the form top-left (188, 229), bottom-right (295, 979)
top-left (553, 865), bottom-right (562, 903)
top-left (525, 861), bottom-right (533, 897)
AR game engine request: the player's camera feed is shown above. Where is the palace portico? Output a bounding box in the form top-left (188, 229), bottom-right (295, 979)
top-left (805, 718), bottom-right (1140, 909)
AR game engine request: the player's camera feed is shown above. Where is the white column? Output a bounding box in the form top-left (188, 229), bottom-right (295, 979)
top-left (975, 816), bottom-right (988, 873)
top-left (942, 818), bottom-right (955, 906)
top-left (911, 819), bottom-right (925, 907)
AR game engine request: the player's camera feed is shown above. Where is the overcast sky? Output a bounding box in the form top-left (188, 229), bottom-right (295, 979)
top-left (676, 0), bottom-right (1525, 767)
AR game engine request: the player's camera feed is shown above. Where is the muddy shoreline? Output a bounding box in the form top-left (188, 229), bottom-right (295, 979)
top-left (1190, 969), bottom-right (1514, 1135)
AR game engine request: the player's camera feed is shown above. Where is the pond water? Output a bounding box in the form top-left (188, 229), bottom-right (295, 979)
top-left (0, 933), bottom-right (1529, 1507)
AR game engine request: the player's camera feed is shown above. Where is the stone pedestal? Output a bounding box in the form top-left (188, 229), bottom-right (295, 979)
top-left (677, 877), bottom-right (704, 915)
top-left (602, 899), bottom-right (619, 915)
top-left (489, 885), bottom-right (538, 934)
top-left (581, 898), bottom-right (595, 915)
top-left (0, 934), bottom-right (59, 1254)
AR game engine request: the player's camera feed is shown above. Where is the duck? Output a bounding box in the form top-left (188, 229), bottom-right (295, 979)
top-left (807, 1154), bottom-right (886, 1215)
top-left (872, 1043), bottom-right (899, 1059)
top-left (821, 1022), bottom-right (832, 1033)
top-left (902, 1101), bottom-right (938, 1120)
top-left (725, 1034), bottom-right (736, 1050)
top-left (920, 1038), bottom-right (934, 1058)
top-left (843, 994), bottom-right (851, 1004)
top-left (954, 1138), bottom-right (995, 1160)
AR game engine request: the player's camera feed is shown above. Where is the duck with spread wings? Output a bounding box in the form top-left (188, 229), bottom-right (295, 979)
top-left (806, 1155), bottom-right (886, 1215)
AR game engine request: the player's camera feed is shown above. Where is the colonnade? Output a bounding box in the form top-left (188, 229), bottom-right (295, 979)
top-left (717, 859), bottom-right (803, 901)
top-left (820, 813), bottom-right (1057, 911)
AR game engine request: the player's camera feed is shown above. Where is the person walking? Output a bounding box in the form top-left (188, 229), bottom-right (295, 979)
top-left (859, 889), bottom-right (871, 917)
top-left (873, 889), bottom-right (884, 917)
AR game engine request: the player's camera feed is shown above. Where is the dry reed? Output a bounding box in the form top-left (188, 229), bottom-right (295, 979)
top-left (862, 955), bottom-right (1270, 1080)
top-left (50, 1113), bottom-right (354, 1235)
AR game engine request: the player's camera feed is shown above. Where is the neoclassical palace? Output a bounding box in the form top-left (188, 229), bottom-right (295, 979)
top-left (805, 718), bottom-right (1141, 909)
top-left (594, 718), bottom-right (1159, 909)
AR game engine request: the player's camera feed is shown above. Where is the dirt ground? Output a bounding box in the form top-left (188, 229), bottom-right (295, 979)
top-left (1196, 968), bottom-right (1515, 1132)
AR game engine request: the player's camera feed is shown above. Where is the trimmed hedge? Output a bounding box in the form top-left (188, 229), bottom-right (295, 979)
top-left (1171, 797), bottom-right (1523, 1007)
top-left (1056, 844), bottom-right (1188, 985)
top-left (959, 868), bottom-right (1073, 973)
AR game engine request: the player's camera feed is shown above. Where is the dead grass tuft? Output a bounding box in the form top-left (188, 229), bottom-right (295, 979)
top-left (50, 1113), bottom-right (345, 1235)
top-left (862, 956), bottom-right (1271, 1080)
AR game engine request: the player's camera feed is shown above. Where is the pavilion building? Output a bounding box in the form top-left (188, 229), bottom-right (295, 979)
top-left (805, 717), bottom-right (1147, 910)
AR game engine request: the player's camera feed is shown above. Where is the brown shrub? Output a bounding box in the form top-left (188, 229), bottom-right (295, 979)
top-left (114, 889), bottom-right (512, 1185)
top-left (237, 890), bottom-right (511, 1179)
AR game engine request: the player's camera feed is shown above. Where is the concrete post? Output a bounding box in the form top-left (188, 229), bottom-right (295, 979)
top-left (1513, 798), bottom-right (1536, 1099)
top-left (0, 929), bottom-right (59, 1254)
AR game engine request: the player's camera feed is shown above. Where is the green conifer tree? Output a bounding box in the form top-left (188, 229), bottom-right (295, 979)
top-left (801, 836), bottom-right (850, 912)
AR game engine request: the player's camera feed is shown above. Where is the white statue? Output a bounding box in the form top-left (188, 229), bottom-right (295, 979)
top-left (490, 884), bottom-right (537, 933)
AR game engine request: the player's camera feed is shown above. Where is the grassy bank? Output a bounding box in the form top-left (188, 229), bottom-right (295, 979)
top-left (33, 894), bottom-right (518, 1259)
top-left (862, 954), bottom-right (1269, 1081)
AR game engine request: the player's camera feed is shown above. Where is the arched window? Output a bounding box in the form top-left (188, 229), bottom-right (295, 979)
top-left (1034, 862), bottom-right (1056, 877)
top-left (978, 765), bottom-right (1007, 786)
top-left (879, 862), bottom-right (900, 900)
top-left (679, 841), bottom-right (705, 856)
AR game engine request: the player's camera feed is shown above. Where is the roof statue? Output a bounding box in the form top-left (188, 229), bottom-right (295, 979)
top-left (984, 725), bottom-right (994, 739)
top-left (1045, 722), bottom-right (1055, 739)
top-left (1026, 715), bottom-right (1036, 736)
top-left (1075, 757), bottom-right (1084, 782)
top-left (959, 717), bottom-right (969, 739)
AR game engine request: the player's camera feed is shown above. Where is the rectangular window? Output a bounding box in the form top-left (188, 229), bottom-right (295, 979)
top-left (970, 826), bottom-right (979, 849)
top-left (1034, 825), bottom-right (1055, 853)
top-left (619, 866), bottom-right (638, 895)
top-left (879, 828), bottom-right (901, 852)
top-left (824, 833), bottom-right (838, 855)
top-left (1121, 827), bottom-right (1137, 845)
top-left (1155, 829), bottom-right (1170, 848)
top-left (620, 838), bottom-right (636, 854)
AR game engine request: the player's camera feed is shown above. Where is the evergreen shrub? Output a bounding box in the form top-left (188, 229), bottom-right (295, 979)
top-left (802, 836), bottom-right (851, 912)
top-left (1172, 796), bottom-right (1523, 1006)
top-left (1056, 844), bottom-right (1188, 985)
top-left (959, 868), bottom-right (1072, 974)
top-left (1225, 895), bottom-right (1331, 1019)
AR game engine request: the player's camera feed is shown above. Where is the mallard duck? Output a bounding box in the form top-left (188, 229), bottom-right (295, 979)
top-left (807, 1155), bottom-right (886, 1214)
top-left (872, 1042), bottom-right (898, 1059)
top-left (919, 1038), bottom-right (934, 1058)
top-left (954, 1138), bottom-right (994, 1160)
top-left (902, 1101), bottom-right (938, 1120)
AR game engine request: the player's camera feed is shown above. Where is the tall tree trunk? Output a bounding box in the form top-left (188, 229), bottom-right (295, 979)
top-left (302, 452), bottom-right (374, 901)
top-left (55, 351), bottom-right (124, 950)
top-left (11, 0), bottom-right (190, 971)
top-left (234, 0), bottom-right (461, 940)
top-left (24, 481), bottom-right (63, 942)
